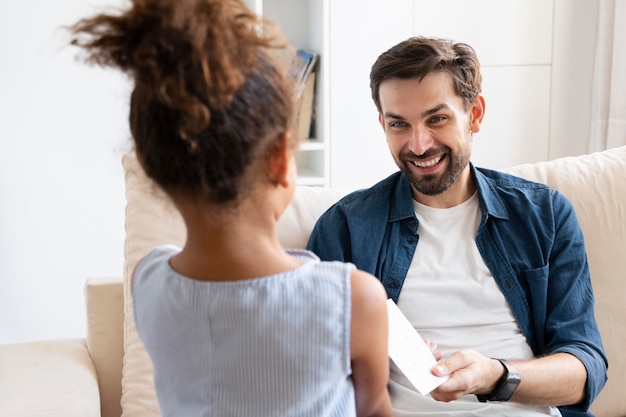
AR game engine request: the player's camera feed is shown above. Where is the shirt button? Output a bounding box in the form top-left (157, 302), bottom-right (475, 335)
top-left (407, 238), bottom-right (415, 244)
top-left (389, 281), bottom-right (400, 289)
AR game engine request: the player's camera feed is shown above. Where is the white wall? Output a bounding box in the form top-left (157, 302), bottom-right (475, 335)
top-left (550, 0), bottom-right (599, 158)
top-left (0, 0), bottom-right (129, 343)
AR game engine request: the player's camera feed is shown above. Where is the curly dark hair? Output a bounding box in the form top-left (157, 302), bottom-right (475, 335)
top-left (370, 36), bottom-right (482, 112)
top-left (70, 0), bottom-right (297, 204)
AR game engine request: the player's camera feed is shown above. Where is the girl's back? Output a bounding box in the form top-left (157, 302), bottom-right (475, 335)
top-left (134, 245), bottom-right (357, 417)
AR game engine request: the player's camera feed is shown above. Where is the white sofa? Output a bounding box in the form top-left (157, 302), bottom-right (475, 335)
top-left (1, 146), bottom-right (625, 417)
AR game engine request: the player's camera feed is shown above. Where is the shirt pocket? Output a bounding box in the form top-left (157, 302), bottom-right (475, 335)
top-left (523, 264), bottom-right (549, 349)
top-left (523, 264), bottom-right (549, 284)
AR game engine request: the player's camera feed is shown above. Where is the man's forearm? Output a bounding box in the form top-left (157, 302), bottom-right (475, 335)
top-left (511, 352), bottom-right (587, 406)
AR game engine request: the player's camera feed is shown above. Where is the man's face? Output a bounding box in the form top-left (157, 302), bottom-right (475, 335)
top-left (378, 72), bottom-right (484, 206)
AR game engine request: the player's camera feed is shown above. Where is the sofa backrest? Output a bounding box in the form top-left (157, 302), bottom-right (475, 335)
top-left (119, 146), bottom-right (626, 417)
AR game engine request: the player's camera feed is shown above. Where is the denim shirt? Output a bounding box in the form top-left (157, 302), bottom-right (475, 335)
top-left (307, 165), bottom-right (607, 416)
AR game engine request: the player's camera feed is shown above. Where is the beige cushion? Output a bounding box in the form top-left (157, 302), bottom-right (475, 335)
top-left (120, 146), bottom-right (626, 417)
top-left (120, 154), bottom-right (346, 417)
top-left (0, 339), bottom-right (100, 417)
top-left (121, 155), bottom-right (181, 417)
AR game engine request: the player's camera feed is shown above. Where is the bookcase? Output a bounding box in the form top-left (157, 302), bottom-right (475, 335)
top-left (247, 0), bottom-right (330, 187)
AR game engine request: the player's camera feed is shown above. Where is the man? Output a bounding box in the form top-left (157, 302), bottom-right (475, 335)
top-left (307, 37), bottom-right (607, 416)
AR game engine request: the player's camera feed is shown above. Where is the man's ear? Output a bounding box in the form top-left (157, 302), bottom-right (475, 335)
top-left (469, 94), bottom-right (486, 134)
top-left (268, 132), bottom-right (294, 187)
top-left (378, 112), bottom-right (386, 131)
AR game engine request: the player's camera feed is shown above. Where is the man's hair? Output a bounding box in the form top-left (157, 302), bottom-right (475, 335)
top-left (370, 36), bottom-right (482, 112)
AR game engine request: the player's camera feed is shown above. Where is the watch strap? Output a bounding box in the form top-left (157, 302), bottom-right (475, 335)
top-left (476, 358), bottom-right (521, 402)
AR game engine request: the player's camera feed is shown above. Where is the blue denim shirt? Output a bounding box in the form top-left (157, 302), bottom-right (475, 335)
top-left (307, 165), bottom-right (607, 416)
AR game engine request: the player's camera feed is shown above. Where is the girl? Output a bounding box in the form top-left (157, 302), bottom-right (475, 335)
top-left (70, 0), bottom-right (391, 416)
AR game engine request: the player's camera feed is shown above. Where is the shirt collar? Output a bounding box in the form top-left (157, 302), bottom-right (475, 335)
top-left (388, 173), bottom-right (418, 223)
top-left (471, 163), bottom-right (510, 222)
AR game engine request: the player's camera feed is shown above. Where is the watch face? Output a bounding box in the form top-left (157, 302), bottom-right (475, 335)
top-left (477, 359), bottom-right (521, 402)
top-left (496, 376), bottom-right (521, 401)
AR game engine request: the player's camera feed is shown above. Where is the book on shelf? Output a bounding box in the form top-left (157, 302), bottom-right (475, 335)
top-left (293, 49), bottom-right (318, 141)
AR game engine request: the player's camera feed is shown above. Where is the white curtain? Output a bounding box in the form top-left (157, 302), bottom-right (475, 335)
top-left (588, 0), bottom-right (626, 152)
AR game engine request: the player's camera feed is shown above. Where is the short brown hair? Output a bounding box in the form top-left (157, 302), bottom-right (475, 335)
top-left (370, 36), bottom-right (482, 112)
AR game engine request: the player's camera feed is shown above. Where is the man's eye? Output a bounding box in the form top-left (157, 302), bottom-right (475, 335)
top-left (429, 116), bottom-right (446, 124)
top-left (390, 121), bottom-right (407, 128)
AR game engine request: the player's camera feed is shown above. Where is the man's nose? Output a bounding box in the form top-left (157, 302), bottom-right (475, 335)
top-left (410, 125), bottom-right (434, 155)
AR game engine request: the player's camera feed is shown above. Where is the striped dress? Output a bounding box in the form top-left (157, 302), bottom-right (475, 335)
top-left (133, 245), bottom-right (356, 417)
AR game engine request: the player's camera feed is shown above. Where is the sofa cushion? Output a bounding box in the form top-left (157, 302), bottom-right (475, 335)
top-left (120, 154), bottom-right (347, 417)
top-left (0, 339), bottom-right (100, 417)
top-left (121, 155), bottom-right (181, 417)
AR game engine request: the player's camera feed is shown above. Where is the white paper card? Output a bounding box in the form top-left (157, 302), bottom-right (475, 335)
top-left (386, 299), bottom-right (449, 395)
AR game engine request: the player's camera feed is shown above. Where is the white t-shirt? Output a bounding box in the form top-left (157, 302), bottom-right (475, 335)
top-left (391, 193), bottom-right (560, 416)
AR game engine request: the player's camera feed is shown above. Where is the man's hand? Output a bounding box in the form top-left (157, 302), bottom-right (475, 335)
top-left (428, 350), bottom-right (587, 406)
top-left (429, 349), bottom-right (504, 402)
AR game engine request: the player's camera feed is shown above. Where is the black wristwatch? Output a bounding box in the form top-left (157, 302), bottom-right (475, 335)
top-left (476, 359), bottom-right (521, 402)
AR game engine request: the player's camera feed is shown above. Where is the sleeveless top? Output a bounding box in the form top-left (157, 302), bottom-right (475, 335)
top-left (132, 245), bottom-right (357, 417)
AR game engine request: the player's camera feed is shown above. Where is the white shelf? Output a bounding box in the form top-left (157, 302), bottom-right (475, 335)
top-left (296, 176), bottom-right (327, 187)
top-left (298, 139), bottom-right (326, 151)
top-left (252, 0), bottom-right (330, 187)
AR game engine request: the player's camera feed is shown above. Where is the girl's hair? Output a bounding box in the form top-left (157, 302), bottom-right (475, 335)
top-left (70, 0), bottom-right (297, 204)
top-left (370, 36), bottom-right (482, 112)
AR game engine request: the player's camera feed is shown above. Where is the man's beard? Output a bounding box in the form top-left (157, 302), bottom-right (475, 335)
top-left (398, 148), bottom-right (470, 196)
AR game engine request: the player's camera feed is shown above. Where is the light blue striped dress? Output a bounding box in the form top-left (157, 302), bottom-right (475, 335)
top-left (133, 245), bottom-right (357, 417)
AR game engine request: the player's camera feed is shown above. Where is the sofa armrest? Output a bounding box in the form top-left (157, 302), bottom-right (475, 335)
top-left (0, 338), bottom-right (100, 416)
top-left (85, 276), bottom-right (124, 417)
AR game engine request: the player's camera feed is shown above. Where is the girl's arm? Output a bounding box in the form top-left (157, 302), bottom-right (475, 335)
top-left (350, 270), bottom-right (392, 417)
